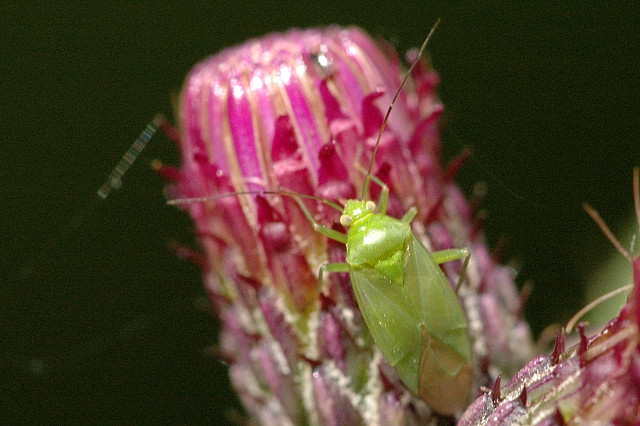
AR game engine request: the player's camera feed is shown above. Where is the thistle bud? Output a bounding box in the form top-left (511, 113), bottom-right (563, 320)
top-left (170, 27), bottom-right (534, 423)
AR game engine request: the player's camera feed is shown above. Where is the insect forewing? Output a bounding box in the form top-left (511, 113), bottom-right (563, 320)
top-left (349, 265), bottom-right (423, 394)
top-left (404, 235), bottom-right (472, 364)
top-left (403, 235), bottom-right (472, 413)
top-left (418, 331), bottom-right (472, 414)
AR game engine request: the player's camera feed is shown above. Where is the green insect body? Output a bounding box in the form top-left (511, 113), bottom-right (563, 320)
top-left (293, 177), bottom-right (472, 414)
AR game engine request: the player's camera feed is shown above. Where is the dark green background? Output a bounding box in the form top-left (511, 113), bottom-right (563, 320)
top-left (2, 2), bottom-right (639, 424)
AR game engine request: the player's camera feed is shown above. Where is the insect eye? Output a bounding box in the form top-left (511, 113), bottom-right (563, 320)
top-left (340, 214), bottom-right (352, 227)
top-left (366, 201), bottom-right (376, 212)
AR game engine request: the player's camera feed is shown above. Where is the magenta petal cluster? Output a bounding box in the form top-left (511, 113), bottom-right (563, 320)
top-left (169, 27), bottom-right (534, 423)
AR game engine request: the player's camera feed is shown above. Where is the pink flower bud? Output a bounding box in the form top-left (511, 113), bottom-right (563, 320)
top-left (171, 27), bottom-right (534, 422)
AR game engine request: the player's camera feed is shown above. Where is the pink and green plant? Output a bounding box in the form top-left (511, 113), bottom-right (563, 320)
top-left (157, 26), bottom-right (639, 424)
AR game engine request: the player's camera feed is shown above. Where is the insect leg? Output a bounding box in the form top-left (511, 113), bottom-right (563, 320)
top-left (401, 207), bottom-right (418, 224)
top-left (353, 164), bottom-right (390, 214)
top-left (290, 197), bottom-right (347, 244)
top-left (432, 248), bottom-right (471, 294)
top-left (366, 173), bottom-right (417, 224)
top-left (318, 262), bottom-right (350, 292)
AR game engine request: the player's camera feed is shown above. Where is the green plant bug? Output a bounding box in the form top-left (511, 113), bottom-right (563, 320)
top-left (169, 19), bottom-right (473, 415)
top-left (288, 181), bottom-right (473, 415)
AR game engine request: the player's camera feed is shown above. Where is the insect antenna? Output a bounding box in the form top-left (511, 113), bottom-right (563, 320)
top-left (51, 114), bottom-right (167, 237)
top-left (168, 190), bottom-right (344, 213)
top-left (97, 114), bottom-right (165, 200)
top-left (361, 18), bottom-right (440, 200)
top-left (12, 116), bottom-right (165, 285)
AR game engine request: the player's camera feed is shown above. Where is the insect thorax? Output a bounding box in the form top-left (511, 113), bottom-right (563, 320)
top-left (346, 213), bottom-right (412, 285)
